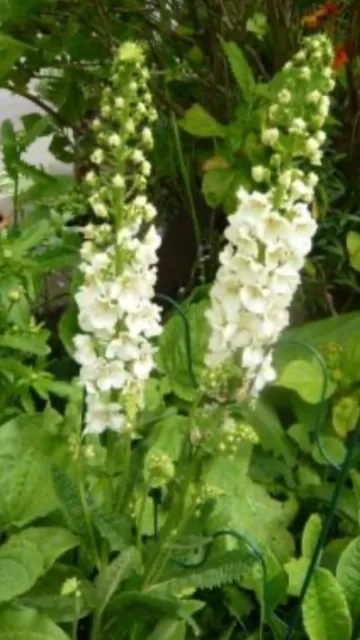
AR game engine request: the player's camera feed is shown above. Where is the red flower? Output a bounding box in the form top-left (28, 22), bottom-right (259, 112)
top-left (333, 44), bottom-right (349, 70)
top-left (323, 1), bottom-right (341, 15)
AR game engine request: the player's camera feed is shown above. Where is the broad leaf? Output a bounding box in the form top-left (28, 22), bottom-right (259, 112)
top-left (302, 567), bottom-right (352, 640)
top-left (0, 539), bottom-right (44, 602)
top-left (12, 527), bottom-right (79, 570)
top-left (337, 537), bottom-right (360, 624)
top-left (275, 359), bottom-right (335, 403)
top-left (51, 466), bottom-right (88, 536)
top-left (179, 104), bottom-right (227, 138)
top-left (285, 557), bottom-right (309, 597)
top-left (0, 606), bottom-right (70, 640)
top-left (0, 35), bottom-right (30, 79)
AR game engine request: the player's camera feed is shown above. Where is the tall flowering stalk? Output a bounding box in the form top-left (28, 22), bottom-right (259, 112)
top-left (205, 34), bottom-right (335, 395)
top-left (73, 43), bottom-right (161, 435)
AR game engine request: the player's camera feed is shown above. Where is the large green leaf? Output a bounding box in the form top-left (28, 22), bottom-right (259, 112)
top-left (158, 300), bottom-right (209, 401)
top-left (336, 537), bottom-right (360, 624)
top-left (275, 359), bottom-right (335, 403)
top-left (220, 40), bottom-right (255, 102)
top-left (179, 104), bottom-right (227, 138)
top-left (0, 538), bottom-right (44, 602)
top-left (278, 312), bottom-right (360, 387)
top-left (202, 168), bottom-right (237, 208)
top-left (0, 606), bottom-right (70, 640)
top-left (12, 527), bottom-right (79, 571)
top-left (0, 416), bottom-right (58, 527)
top-left (302, 568), bottom-right (352, 640)
top-left (51, 466), bottom-right (89, 536)
top-left (0, 331), bottom-right (50, 355)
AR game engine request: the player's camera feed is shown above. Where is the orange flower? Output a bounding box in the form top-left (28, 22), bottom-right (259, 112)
top-left (332, 44), bottom-right (349, 70)
top-left (302, 2), bottom-right (341, 29)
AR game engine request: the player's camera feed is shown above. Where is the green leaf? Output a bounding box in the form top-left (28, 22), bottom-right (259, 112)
top-left (0, 34), bottom-right (30, 79)
top-left (337, 537), bottom-right (360, 624)
top-left (12, 219), bottom-right (52, 257)
top-left (158, 300), bottom-right (209, 401)
top-left (0, 332), bottom-right (50, 355)
top-left (59, 302), bottom-right (79, 356)
top-left (21, 114), bottom-right (54, 148)
top-left (0, 538), bottom-right (44, 602)
top-left (0, 606), bottom-right (70, 639)
top-left (147, 618), bottom-right (186, 640)
top-left (302, 567), bottom-right (352, 640)
top-left (275, 359), bottom-right (335, 403)
top-left (312, 436), bottom-right (346, 467)
top-left (346, 231), bottom-right (360, 271)
top-left (178, 104), bottom-right (227, 138)
top-left (202, 168), bottom-right (237, 207)
top-left (284, 557), bottom-right (309, 597)
top-left (1, 119), bottom-right (18, 177)
top-left (13, 527), bottom-right (79, 571)
top-left (302, 514), bottom-right (322, 559)
top-left (95, 547), bottom-right (142, 616)
top-left (51, 466), bottom-right (88, 536)
top-left (220, 40), bottom-right (255, 102)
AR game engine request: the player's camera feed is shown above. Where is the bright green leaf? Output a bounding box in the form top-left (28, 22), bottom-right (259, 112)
top-left (0, 539), bottom-right (44, 602)
top-left (0, 606), bottom-right (70, 640)
top-left (302, 567), bottom-right (352, 640)
top-left (147, 618), bottom-right (186, 640)
top-left (95, 547), bottom-right (142, 617)
top-left (346, 231), bottom-right (360, 271)
top-left (285, 557), bottom-right (309, 597)
top-left (13, 527), bottom-right (79, 571)
top-left (179, 104), bottom-right (227, 138)
top-left (275, 359), bottom-right (335, 403)
top-left (220, 40), bottom-right (255, 102)
top-left (302, 514), bottom-right (322, 559)
top-left (337, 537), bottom-right (360, 624)
top-left (332, 396), bottom-right (359, 438)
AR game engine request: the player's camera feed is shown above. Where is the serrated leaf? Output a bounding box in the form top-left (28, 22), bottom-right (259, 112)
top-left (302, 567), bottom-right (352, 640)
top-left (302, 514), bottom-right (322, 559)
top-left (220, 40), bottom-right (255, 102)
top-left (0, 606), bottom-right (70, 640)
top-left (0, 332), bottom-right (50, 355)
top-left (51, 466), bottom-right (88, 536)
top-left (0, 538), bottom-right (44, 602)
top-left (95, 547), bottom-right (142, 616)
top-left (147, 618), bottom-right (186, 640)
top-left (179, 104), bottom-right (227, 138)
top-left (337, 537), bottom-right (360, 623)
top-left (347, 231), bottom-right (360, 271)
top-left (156, 549), bottom-right (254, 593)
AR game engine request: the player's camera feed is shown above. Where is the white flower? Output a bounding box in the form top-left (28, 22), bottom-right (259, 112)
top-left (318, 95), bottom-right (330, 117)
top-left (306, 90), bottom-right (321, 104)
top-left (242, 345), bottom-right (264, 369)
top-left (74, 334), bottom-right (97, 366)
top-left (96, 360), bottom-right (129, 392)
top-left (85, 398), bottom-right (126, 434)
top-left (256, 210), bottom-right (292, 245)
top-left (290, 118), bottom-right (307, 133)
top-left (115, 96), bottom-right (125, 109)
top-left (316, 131), bottom-right (326, 144)
top-left (252, 165), bottom-right (268, 183)
top-left (132, 150), bottom-right (145, 164)
top-left (125, 119), bottom-right (135, 135)
top-left (108, 133), bottom-right (121, 148)
top-left (305, 138), bottom-right (320, 155)
top-left (142, 127), bottom-right (153, 147)
top-left (278, 89), bottom-right (292, 104)
top-left (85, 171), bottom-right (97, 185)
top-left (91, 149), bottom-right (104, 165)
top-left (252, 355), bottom-right (276, 393)
top-left (262, 128), bottom-right (279, 146)
top-left (112, 174), bottom-right (125, 188)
top-left (141, 160), bottom-right (151, 176)
top-left (291, 179), bottom-right (313, 202)
top-left (91, 202), bottom-right (108, 218)
top-left (308, 172), bottom-right (319, 187)
top-left (299, 67), bottom-right (311, 79)
top-left (240, 284), bottom-right (268, 314)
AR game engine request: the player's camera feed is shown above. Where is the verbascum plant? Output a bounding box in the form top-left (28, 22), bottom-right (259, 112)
top-left (73, 42), bottom-right (162, 435)
top-left (205, 34), bottom-right (335, 395)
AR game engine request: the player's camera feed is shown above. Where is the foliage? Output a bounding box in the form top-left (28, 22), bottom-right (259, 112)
top-left (0, 1), bottom-right (359, 640)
